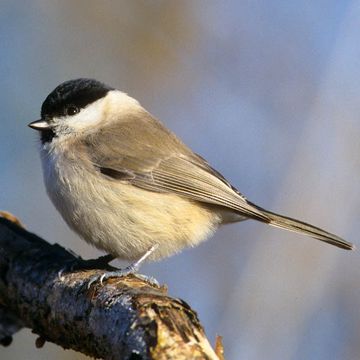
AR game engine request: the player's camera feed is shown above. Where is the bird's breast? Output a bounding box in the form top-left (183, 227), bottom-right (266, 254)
top-left (39, 143), bottom-right (222, 260)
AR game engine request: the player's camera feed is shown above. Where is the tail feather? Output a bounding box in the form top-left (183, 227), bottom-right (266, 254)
top-left (249, 204), bottom-right (355, 250)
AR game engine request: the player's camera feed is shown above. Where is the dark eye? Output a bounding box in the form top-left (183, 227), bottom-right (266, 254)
top-left (65, 105), bottom-right (79, 116)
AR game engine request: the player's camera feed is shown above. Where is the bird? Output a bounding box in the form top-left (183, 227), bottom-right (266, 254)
top-left (28, 78), bottom-right (354, 282)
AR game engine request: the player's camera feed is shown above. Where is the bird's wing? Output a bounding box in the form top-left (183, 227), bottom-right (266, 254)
top-left (83, 111), bottom-right (354, 250)
top-left (83, 111), bottom-right (269, 222)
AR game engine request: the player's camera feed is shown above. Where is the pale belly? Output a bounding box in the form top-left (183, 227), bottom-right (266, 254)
top-left (41, 150), bottom-right (221, 261)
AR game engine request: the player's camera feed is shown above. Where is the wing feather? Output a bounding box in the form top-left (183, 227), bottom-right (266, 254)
top-left (84, 112), bottom-right (269, 222)
top-left (80, 110), bottom-right (354, 250)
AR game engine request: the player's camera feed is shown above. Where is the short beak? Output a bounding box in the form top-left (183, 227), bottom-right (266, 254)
top-left (28, 119), bottom-right (52, 131)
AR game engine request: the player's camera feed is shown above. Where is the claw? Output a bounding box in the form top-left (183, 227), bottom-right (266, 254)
top-left (87, 269), bottom-right (130, 289)
top-left (87, 275), bottom-right (99, 289)
top-left (57, 268), bottom-right (65, 281)
top-left (99, 273), bottom-right (107, 285)
top-left (57, 257), bottom-right (81, 281)
top-left (87, 244), bottom-right (159, 288)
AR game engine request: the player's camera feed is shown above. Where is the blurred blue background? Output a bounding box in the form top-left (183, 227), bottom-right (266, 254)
top-left (1, 1), bottom-right (359, 359)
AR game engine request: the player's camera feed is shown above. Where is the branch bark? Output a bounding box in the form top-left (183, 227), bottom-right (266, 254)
top-left (0, 214), bottom-right (221, 360)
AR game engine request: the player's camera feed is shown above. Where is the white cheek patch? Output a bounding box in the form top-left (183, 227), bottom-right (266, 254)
top-left (52, 90), bottom-right (143, 134)
top-left (53, 97), bottom-right (105, 132)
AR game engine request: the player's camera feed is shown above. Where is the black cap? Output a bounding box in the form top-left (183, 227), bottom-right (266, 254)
top-left (41, 78), bottom-right (113, 120)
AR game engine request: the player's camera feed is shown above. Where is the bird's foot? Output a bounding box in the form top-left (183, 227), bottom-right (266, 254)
top-left (87, 244), bottom-right (159, 288)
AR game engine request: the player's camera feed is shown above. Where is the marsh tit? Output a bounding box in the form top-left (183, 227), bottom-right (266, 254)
top-left (28, 79), bottom-right (354, 280)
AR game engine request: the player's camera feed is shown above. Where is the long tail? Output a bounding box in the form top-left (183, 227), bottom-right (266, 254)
top-left (248, 203), bottom-right (355, 250)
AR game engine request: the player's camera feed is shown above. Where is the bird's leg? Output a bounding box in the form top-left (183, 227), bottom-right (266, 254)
top-left (87, 244), bottom-right (159, 288)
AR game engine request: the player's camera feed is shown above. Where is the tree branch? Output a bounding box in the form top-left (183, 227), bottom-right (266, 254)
top-left (0, 214), bottom-right (221, 360)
